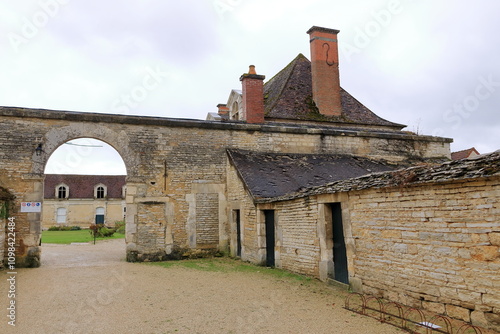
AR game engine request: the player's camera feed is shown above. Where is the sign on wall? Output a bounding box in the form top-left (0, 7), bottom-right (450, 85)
top-left (20, 202), bottom-right (42, 213)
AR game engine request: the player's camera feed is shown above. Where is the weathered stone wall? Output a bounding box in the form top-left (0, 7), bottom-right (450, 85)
top-left (0, 107), bottom-right (450, 266)
top-left (273, 198), bottom-right (321, 277)
top-left (345, 177), bottom-right (499, 330)
top-left (227, 161), bottom-right (262, 263)
top-left (243, 175), bottom-right (499, 330)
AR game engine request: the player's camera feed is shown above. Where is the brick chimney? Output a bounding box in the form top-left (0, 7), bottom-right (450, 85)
top-left (306, 26), bottom-right (342, 117)
top-left (216, 103), bottom-right (229, 117)
top-left (240, 65), bottom-right (265, 124)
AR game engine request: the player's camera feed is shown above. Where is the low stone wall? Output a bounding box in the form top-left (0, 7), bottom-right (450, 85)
top-left (347, 177), bottom-right (499, 330)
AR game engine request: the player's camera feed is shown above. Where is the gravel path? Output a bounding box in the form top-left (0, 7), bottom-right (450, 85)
top-left (1, 239), bottom-right (403, 334)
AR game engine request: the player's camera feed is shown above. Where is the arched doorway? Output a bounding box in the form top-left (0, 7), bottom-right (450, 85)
top-left (19, 122), bottom-right (144, 268)
top-left (41, 138), bottom-right (127, 254)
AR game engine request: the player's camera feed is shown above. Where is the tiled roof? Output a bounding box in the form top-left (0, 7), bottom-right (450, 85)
top-left (44, 174), bottom-right (126, 199)
top-left (227, 149), bottom-right (397, 200)
top-left (263, 54), bottom-right (405, 130)
top-left (257, 150), bottom-right (500, 203)
top-left (451, 147), bottom-right (480, 160)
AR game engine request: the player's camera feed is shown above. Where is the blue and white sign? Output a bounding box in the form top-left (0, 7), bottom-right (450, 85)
top-left (20, 202), bottom-right (42, 213)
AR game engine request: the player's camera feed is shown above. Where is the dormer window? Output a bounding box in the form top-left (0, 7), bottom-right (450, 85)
top-left (94, 184), bottom-right (107, 199)
top-left (55, 184), bottom-right (69, 199)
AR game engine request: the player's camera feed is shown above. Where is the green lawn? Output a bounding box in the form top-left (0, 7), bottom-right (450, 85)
top-left (147, 258), bottom-right (312, 283)
top-left (41, 229), bottom-right (125, 244)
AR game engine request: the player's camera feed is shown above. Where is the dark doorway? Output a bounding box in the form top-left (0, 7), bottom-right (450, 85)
top-left (235, 210), bottom-right (242, 257)
top-left (264, 210), bottom-right (275, 267)
top-left (95, 207), bottom-right (105, 225)
top-left (331, 203), bottom-right (349, 284)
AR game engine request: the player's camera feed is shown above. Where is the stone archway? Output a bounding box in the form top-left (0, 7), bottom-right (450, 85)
top-left (21, 123), bottom-right (146, 267)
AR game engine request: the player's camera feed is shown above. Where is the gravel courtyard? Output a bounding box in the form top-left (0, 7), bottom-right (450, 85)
top-left (1, 239), bottom-right (403, 334)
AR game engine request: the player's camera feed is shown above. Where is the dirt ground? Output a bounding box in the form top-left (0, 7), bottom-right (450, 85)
top-left (0, 239), bottom-right (404, 334)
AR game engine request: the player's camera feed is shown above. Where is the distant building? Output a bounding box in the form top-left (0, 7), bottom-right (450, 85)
top-left (42, 174), bottom-right (126, 228)
top-left (451, 147), bottom-right (480, 160)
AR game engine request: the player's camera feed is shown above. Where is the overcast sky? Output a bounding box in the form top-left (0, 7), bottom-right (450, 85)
top-left (1, 0), bottom-right (498, 174)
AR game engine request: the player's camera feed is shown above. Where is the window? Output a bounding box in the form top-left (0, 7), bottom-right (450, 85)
top-left (96, 186), bottom-right (105, 199)
top-left (94, 184), bottom-right (107, 199)
top-left (56, 207), bottom-right (67, 224)
top-left (56, 184), bottom-right (69, 199)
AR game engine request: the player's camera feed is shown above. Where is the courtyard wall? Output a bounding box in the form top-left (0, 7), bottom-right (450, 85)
top-left (0, 107), bottom-right (450, 266)
top-left (230, 164), bottom-right (499, 330)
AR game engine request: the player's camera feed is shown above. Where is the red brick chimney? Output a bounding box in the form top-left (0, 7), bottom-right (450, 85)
top-left (216, 103), bottom-right (229, 117)
top-left (306, 26), bottom-right (342, 117)
top-left (240, 65), bottom-right (266, 124)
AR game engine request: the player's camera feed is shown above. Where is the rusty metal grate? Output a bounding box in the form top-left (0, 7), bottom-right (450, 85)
top-left (344, 293), bottom-right (484, 334)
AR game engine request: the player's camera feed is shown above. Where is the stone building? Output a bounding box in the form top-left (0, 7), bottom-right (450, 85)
top-left (227, 148), bottom-right (499, 331)
top-left (0, 26), bottom-right (451, 268)
top-left (42, 174), bottom-right (126, 229)
top-left (4, 23), bottom-right (498, 329)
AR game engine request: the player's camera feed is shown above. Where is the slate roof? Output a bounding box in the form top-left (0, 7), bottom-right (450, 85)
top-left (263, 54), bottom-right (405, 130)
top-left (227, 149), bottom-right (397, 200)
top-left (451, 147), bottom-right (480, 160)
top-left (44, 174), bottom-right (126, 199)
top-left (256, 150), bottom-right (500, 203)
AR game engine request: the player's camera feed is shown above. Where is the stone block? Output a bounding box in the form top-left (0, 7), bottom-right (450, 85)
top-left (349, 277), bottom-right (363, 293)
top-left (440, 287), bottom-right (459, 300)
top-left (446, 304), bottom-right (471, 322)
top-left (483, 293), bottom-right (500, 309)
top-left (489, 232), bottom-right (500, 246)
top-left (471, 246), bottom-right (500, 261)
top-left (484, 312), bottom-right (500, 332)
top-left (457, 290), bottom-right (482, 304)
top-left (471, 310), bottom-right (488, 328)
top-left (381, 229), bottom-right (402, 239)
top-left (422, 301), bottom-right (445, 314)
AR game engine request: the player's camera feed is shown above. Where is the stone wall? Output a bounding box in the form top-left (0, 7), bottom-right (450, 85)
top-left (237, 174), bottom-right (499, 330)
top-left (344, 177), bottom-right (499, 330)
top-left (227, 161), bottom-right (262, 263)
top-left (0, 107), bottom-right (450, 266)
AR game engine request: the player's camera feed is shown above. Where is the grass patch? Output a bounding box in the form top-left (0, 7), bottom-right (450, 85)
top-left (42, 229), bottom-right (125, 244)
top-left (146, 257), bottom-right (312, 283)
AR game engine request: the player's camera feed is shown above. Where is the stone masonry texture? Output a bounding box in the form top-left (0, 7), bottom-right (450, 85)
top-left (0, 106), bottom-right (449, 268)
top-left (228, 153), bottom-right (499, 331)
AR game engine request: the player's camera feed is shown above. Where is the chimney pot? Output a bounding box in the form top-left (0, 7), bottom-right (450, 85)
top-left (216, 103), bottom-right (229, 116)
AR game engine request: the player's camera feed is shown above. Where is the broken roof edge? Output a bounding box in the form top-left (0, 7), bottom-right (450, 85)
top-left (254, 150), bottom-right (500, 204)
